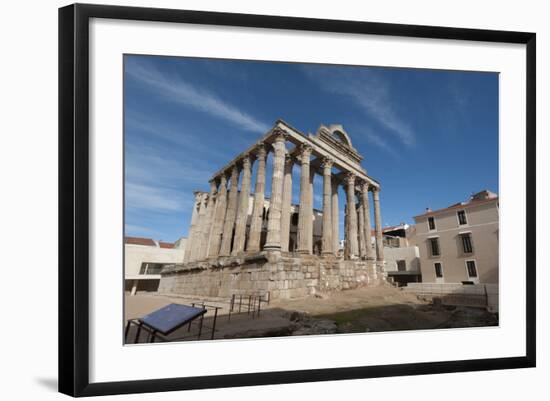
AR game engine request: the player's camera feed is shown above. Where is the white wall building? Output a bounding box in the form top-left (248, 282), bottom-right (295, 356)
top-left (125, 236), bottom-right (186, 295)
top-left (380, 224), bottom-right (421, 286)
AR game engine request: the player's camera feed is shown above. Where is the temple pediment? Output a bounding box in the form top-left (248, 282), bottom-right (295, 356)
top-left (311, 124), bottom-right (363, 166)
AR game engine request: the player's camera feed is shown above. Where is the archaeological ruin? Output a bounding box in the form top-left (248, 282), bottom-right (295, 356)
top-left (159, 120), bottom-right (387, 300)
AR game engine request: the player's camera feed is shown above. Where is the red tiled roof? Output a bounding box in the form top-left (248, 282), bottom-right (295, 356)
top-left (414, 197), bottom-right (498, 219)
top-left (125, 236), bottom-right (156, 246)
top-left (382, 224), bottom-right (407, 232)
top-left (125, 237), bottom-right (175, 248)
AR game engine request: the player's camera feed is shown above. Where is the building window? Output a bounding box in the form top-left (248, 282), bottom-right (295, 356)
top-left (428, 216), bottom-right (436, 231)
top-left (461, 233), bottom-right (473, 253)
top-left (429, 238), bottom-right (440, 256)
top-left (457, 210), bottom-right (467, 225)
top-left (434, 262), bottom-right (443, 278)
top-left (466, 260), bottom-right (478, 278)
top-left (397, 260), bottom-right (406, 271)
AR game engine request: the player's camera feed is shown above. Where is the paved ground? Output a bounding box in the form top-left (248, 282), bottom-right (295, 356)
top-left (124, 286), bottom-right (498, 343)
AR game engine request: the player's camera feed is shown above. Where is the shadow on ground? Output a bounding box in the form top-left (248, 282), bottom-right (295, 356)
top-left (35, 377), bottom-right (57, 392)
top-left (125, 303), bottom-right (498, 343)
top-left (315, 303), bottom-right (498, 333)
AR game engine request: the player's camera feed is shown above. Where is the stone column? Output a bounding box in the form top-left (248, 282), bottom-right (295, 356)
top-left (321, 157), bottom-right (333, 255)
top-left (232, 156), bottom-right (253, 255)
top-left (247, 145), bottom-right (267, 253)
top-left (372, 186), bottom-right (385, 262)
top-left (198, 180), bottom-right (217, 260)
top-left (331, 179), bottom-right (339, 256)
top-left (219, 165), bottom-right (240, 257)
top-left (345, 173), bottom-right (359, 259)
top-left (357, 197), bottom-right (367, 259)
top-left (280, 155), bottom-right (294, 252)
top-left (191, 192), bottom-right (208, 261)
top-left (344, 203), bottom-right (349, 259)
top-left (296, 144), bottom-right (313, 254)
top-left (207, 175), bottom-right (227, 258)
top-left (264, 131), bottom-right (287, 250)
top-left (183, 192), bottom-right (201, 263)
top-left (361, 183), bottom-right (375, 260)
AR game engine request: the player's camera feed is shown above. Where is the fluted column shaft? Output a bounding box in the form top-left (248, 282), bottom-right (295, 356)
top-left (321, 158), bottom-right (333, 255)
top-left (361, 184), bottom-right (375, 260)
top-left (345, 173), bottom-right (359, 258)
top-left (264, 132), bottom-right (287, 250)
top-left (184, 192), bottom-right (202, 262)
top-left (191, 193), bottom-right (208, 261)
top-left (331, 179), bottom-right (340, 256)
top-left (357, 197), bottom-right (366, 258)
top-left (280, 155), bottom-right (294, 252)
top-left (198, 181), bottom-right (217, 260)
top-left (247, 145), bottom-right (267, 252)
top-left (372, 187), bottom-right (384, 262)
top-left (344, 204), bottom-right (349, 259)
top-left (219, 166), bottom-right (239, 256)
top-left (296, 144), bottom-right (313, 254)
top-left (232, 156), bottom-right (253, 255)
top-left (207, 175), bottom-right (227, 258)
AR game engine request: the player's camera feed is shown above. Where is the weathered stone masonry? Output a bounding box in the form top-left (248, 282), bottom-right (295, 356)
top-left (159, 120), bottom-right (387, 299)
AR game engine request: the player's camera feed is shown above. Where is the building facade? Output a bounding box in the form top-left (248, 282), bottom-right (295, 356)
top-left (125, 236), bottom-right (186, 295)
top-left (413, 190), bottom-right (499, 285)
top-left (382, 224), bottom-right (421, 286)
top-left (159, 121), bottom-right (388, 299)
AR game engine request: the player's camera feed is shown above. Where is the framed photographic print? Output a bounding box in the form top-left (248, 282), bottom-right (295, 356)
top-left (58, 3), bottom-right (536, 397)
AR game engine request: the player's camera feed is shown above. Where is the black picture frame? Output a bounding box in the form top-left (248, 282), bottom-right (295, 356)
top-left (58, 3), bottom-right (536, 397)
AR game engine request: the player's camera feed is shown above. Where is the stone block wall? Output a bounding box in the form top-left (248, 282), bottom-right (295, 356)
top-left (158, 252), bottom-right (384, 300)
top-left (403, 282), bottom-right (499, 312)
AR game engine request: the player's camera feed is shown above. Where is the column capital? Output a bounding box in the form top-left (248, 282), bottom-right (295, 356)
top-left (321, 156), bottom-right (334, 170)
top-left (345, 172), bottom-right (356, 185)
top-left (370, 185), bottom-right (381, 194)
top-left (298, 143), bottom-right (313, 163)
top-left (208, 179), bottom-right (217, 193)
top-left (271, 128), bottom-right (288, 143)
top-left (284, 153), bottom-right (294, 167)
top-left (219, 174), bottom-right (227, 186)
top-left (255, 143), bottom-right (267, 159)
top-left (359, 181), bottom-right (371, 193)
top-left (193, 191), bottom-right (207, 202)
top-left (241, 154), bottom-right (252, 168)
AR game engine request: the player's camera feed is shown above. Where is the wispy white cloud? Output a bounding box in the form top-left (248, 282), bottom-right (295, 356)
top-left (125, 138), bottom-right (216, 185)
top-left (125, 224), bottom-right (161, 237)
top-left (125, 113), bottom-right (248, 160)
top-left (364, 131), bottom-right (399, 158)
top-left (125, 144), bottom-right (211, 215)
top-left (126, 182), bottom-right (192, 212)
top-left (302, 67), bottom-right (415, 147)
top-left (125, 59), bottom-right (270, 133)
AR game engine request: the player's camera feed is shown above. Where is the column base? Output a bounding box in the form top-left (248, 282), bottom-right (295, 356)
top-left (296, 249), bottom-right (311, 255)
top-left (263, 244), bottom-right (281, 251)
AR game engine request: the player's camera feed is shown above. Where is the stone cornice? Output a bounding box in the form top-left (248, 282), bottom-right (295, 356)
top-left (209, 120), bottom-right (381, 190)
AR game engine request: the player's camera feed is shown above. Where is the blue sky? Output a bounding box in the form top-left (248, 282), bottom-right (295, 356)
top-left (124, 55), bottom-right (498, 243)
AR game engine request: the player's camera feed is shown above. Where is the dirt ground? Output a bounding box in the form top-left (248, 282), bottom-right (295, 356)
top-left (124, 286), bottom-right (498, 343)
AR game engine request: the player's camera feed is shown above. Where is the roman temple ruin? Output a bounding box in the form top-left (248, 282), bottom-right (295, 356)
top-left (159, 120), bottom-right (387, 299)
